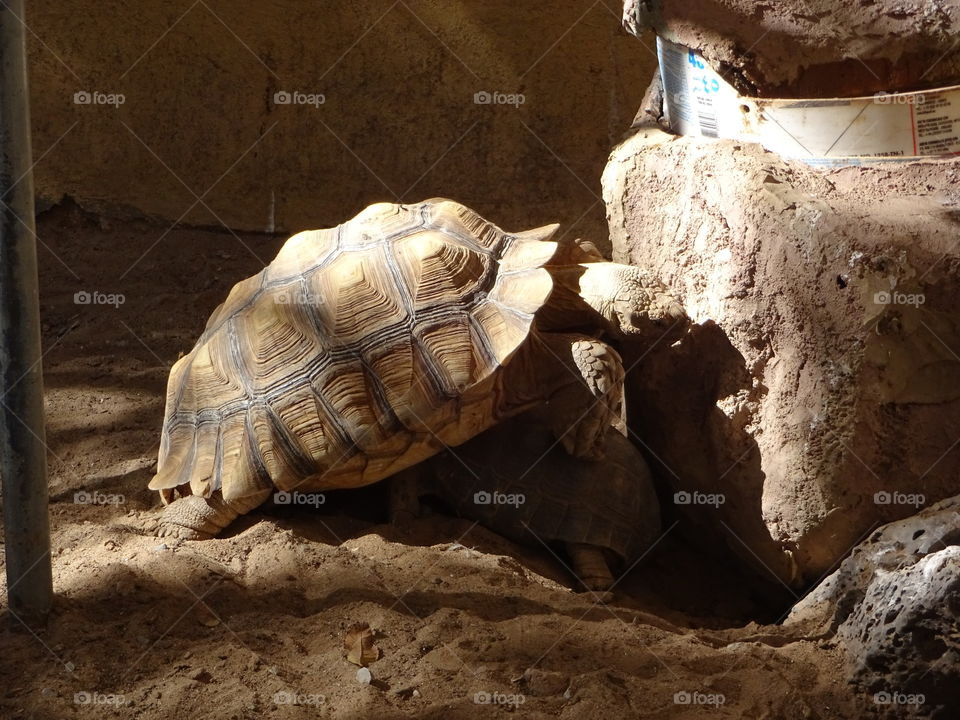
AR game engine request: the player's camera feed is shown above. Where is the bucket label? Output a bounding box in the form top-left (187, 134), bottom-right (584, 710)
top-left (657, 37), bottom-right (960, 166)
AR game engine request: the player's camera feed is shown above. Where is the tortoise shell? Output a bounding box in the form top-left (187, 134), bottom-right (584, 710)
top-left (150, 199), bottom-right (561, 504)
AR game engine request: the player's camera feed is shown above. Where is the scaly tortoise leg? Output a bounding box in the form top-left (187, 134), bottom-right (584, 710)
top-left (539, 333), bottom-right (625, 460)
top-left (156, 488), bottom-right (272, 540)
top-left (567, 542), bottom-right (616, 594)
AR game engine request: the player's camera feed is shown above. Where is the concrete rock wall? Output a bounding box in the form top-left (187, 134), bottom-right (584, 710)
top-left (26, 1), bottom-right (655, 242)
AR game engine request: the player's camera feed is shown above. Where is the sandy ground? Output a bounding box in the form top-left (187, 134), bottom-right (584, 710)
top-left (0, 202), bottom-right (872, 719)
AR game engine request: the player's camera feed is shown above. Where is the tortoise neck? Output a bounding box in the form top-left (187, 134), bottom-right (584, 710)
top-left (539, 264), bottom-right (620, 335)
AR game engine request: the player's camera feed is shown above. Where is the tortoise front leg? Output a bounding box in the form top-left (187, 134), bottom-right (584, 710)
top-left (156, 488), bottom-right (272, 539)
top-left (538, 333), bottom-right (625, 460)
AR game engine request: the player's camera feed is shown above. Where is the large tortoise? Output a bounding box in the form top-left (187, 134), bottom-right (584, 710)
top-left (392, 413), bottom-right (662, 592)
top-left (150, 199), bottom-right (687, 538)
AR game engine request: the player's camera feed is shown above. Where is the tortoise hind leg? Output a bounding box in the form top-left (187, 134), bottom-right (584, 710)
top-left (157, 488), bottom-right (272, 540)
top-left (567, 542), bottom-right (616, 593)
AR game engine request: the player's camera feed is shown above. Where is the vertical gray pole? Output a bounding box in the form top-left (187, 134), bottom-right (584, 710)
top-left (0, 0), bottom-right (53, 623)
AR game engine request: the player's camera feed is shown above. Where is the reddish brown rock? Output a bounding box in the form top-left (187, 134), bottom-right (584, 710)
top-left (604, 125), bottom-right (960, 585)
top-left (627, 0), bottom-right (960, 96)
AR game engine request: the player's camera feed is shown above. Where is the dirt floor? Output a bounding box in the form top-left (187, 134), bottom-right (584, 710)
top-left (0, 201), bottom-right (873, 719)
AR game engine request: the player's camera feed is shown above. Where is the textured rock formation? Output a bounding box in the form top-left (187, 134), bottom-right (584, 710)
top-left (625, 0), bottom-right (960, 97)
top-left (787, 497), bottom-right (960, 719)
top-left (604, 124), bottom-right (960, 585)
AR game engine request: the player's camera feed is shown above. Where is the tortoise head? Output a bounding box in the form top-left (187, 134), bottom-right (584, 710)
top-left (577, 263), bottom-right (690, 345)
top-left (614, 268), bottom-right (689, 344)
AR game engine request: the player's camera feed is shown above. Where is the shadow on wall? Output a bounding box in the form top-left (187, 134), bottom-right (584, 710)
top-left (27, 0), bottom-right (655, 249)
top-left (623, 323), bottom-right (800, 600)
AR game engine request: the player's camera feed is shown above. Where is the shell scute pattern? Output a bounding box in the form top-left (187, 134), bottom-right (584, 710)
top-left (150, 200), bottom-right (559, 500)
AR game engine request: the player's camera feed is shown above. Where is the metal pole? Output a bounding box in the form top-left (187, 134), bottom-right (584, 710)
top-left (0, 0), bottom-right (53, 623)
